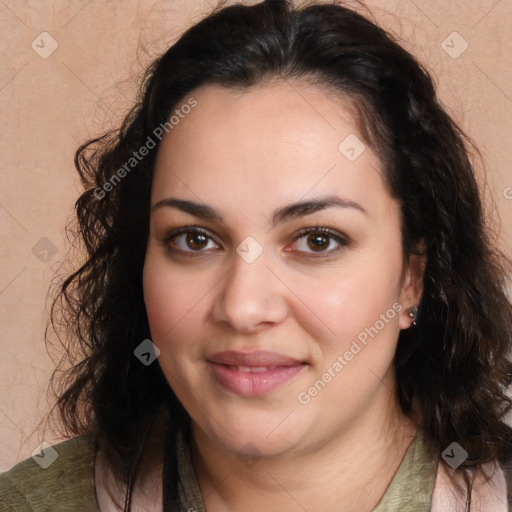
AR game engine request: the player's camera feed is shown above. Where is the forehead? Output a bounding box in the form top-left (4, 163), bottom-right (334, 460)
top-left (151, 80), bottom-right (392, 220)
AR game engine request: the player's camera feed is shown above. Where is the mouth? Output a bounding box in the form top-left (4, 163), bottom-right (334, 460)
top-left (207, 351), bottom-right (308, 396)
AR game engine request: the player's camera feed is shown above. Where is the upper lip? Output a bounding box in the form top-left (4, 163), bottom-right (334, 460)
top-left (208, 350), bottom-right (304, 367)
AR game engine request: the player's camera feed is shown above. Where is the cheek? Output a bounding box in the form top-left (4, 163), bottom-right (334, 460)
top-left (142, 253), bottom-right (210, 351)
top-left (290, 255), bottom-right (403, 349)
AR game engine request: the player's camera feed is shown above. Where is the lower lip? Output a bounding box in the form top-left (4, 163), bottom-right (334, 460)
top-left (208, 362), bottom-right (306, 396)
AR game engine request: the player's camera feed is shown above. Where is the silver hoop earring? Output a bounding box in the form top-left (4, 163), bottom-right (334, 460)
top-left (407, 306), bottom-right (418, 326)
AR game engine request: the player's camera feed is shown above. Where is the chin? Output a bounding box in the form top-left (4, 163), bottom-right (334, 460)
top-left (200, 413), bottom-right (307, 458)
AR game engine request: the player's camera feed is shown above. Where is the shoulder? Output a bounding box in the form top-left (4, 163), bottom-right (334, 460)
top-left (501, 460), bottom-right (512, 511)
top-left (432, 458), bottom-right (512, 512)
top-left (0, 435), bottom-right (100, 512)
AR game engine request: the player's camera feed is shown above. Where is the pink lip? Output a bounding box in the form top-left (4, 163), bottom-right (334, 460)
top-left (207, 351), bottom-right (307, 396)
top-left (208, 350), bottom-right (303, 367)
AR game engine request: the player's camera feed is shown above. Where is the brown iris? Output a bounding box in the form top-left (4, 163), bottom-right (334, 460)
top-left (186, 232), bottom-right (208, 250)
top-left (307, 233), bottom-right (329, 251)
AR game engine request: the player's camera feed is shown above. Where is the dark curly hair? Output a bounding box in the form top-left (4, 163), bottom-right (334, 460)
top-left (45, 0), bottom-right (512, 510)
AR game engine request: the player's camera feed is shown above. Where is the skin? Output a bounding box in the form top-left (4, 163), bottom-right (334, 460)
top-left (141, 79), bottom-right (425, 511)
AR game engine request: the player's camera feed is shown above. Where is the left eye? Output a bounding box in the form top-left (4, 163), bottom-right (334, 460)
top-left (290, 228), bottom-right (348, 255)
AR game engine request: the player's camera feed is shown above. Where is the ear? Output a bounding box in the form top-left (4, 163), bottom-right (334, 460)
top-left (398, 242), bottom-right (427, 330)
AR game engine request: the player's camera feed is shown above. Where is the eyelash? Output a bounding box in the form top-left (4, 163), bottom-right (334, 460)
top-left (160, 225), bottom-right (350, 258)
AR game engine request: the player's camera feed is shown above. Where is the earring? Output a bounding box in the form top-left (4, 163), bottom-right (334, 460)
top-left (407, 306), bottom-right (418, 326)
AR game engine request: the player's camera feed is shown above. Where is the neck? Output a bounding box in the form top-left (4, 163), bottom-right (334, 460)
top-left (191, 376), bottom-right (419, 512)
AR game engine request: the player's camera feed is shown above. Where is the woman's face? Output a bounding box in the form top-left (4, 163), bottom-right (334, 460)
top-left (143, 80), bottom-right (423, 458)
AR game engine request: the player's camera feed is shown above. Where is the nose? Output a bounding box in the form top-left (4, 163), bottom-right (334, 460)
top-left (212, 248), bottom-right (289, 333)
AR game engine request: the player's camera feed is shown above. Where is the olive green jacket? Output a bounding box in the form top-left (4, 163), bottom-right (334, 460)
top-left (0, 430), bottom-right (510, 511)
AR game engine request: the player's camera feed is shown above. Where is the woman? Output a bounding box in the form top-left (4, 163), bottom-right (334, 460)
top-left (1, 0), bottom-right (511, 510)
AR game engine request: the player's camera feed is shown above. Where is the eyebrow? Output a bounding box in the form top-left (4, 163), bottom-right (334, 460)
top-left (151, 195), bottom-right (367, 227)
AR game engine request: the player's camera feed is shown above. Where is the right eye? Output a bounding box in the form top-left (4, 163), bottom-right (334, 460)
top-left (161, 227), bottom-right (221, 255)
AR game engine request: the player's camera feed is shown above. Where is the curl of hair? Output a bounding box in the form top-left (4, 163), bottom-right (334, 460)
top-left (46, 1), bottom-right (512, 510)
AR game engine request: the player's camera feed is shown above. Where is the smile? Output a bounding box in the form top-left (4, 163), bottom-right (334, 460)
top-left (208, 361), bottom-right (307, 396)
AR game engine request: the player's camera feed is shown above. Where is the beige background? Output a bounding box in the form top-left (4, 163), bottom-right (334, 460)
top-left (1, 0), bottom-right (511, 471)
